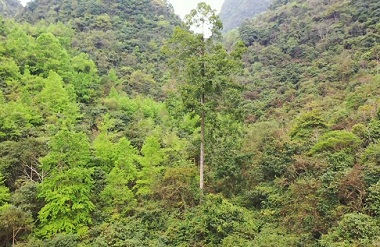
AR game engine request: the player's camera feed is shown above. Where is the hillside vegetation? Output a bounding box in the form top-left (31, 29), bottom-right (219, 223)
top-left (0, 0), bottom-right (379, 246)
top-left (0, 0), bottom-right (22, 17)
top-left (219, 0), bottom-right (271, 32)
top-left (237, 0), bottom-right (380, 244)
top-left (19, 0), bottom-right (181, 99)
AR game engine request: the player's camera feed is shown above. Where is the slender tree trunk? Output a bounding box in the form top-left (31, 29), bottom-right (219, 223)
top-left (12, 227), bottom-right (16, 247)
top-left (200, 94), bottom-right (205, 191)
top-left (200, 32), bottom-right (205, 194)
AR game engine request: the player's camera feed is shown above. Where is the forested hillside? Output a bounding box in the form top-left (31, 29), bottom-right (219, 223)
top-left (0, 0), bottom-right (22, 17)
top-left (219, 0), bottom-right (271, 32)
top-left (237, 0), bottom-right (380, 245)
top-left (0, 0), bottom-right (380, 246)
top-left (19, 0), bottom-right (181, 98)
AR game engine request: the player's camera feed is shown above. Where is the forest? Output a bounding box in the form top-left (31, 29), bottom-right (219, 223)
top-left (0, 0), bottom-right (380, 246)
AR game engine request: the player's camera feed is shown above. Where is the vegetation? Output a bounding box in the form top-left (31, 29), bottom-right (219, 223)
top-left (19, 0), bottom-right (181, 97)
top-left (0, 0), bottom-right (22, 17)
top-left (0, 0), bottom-right (379, 245)
top-left (219, 0), bottom-right (271, 32)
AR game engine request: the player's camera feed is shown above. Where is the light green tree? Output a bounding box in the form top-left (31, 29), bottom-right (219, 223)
top-left (136, 133), bottom-right (166, 196)
top-left (39, 129), bottom-right (91, 172)
top-left (93, 115), bottom-right (118, 172)
top-left (34, 32), bottom-right (70, 77)
top-left (37, 129), bottom-right (93, 238)
top-left (70, 53), bottom-right (100, 103)
top-left (101, 137), bottom-right (138, 215)
top-left (37, 167), bottom-right (94, 238)
top-left (37, 71), bottom-right (80, 128)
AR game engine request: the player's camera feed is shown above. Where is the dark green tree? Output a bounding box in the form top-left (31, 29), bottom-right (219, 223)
top-left (0, 172), bottom-right (10, 207)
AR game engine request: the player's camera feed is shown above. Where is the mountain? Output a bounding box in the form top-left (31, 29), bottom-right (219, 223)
top-left (219, 0), bottom-right (272, 32)
top-left (236, 0), bottom-right (380, 243)
top-left (0, 0), bottom-right (22, 17)
top-left (18, 0), bottom-right (181, 95)
top-left (240, 0), bottom-right (380, 122)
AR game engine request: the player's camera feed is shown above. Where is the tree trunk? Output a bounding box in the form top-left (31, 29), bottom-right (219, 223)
top-left (200, 30), bottom-right (206, 199)
top-left (200, 95), bottom-right (205, 191)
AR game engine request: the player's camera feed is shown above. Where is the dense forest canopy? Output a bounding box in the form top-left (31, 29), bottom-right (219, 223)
top-left (0, 0), bottom-right (380, 246)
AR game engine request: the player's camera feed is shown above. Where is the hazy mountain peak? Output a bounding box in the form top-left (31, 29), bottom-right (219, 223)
top-left (219, 0), bottom-right (272, 32)
top-left (0, 0), bottom-right (22, 17)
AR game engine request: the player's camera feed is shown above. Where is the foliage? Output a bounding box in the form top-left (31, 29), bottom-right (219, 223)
top-left (165, 194), bottom-right (257, 246)
top-left (19, 0), bottom-right (181, 92)
top-left (89, 211), bottom-right (167, 247)
top-left (37, 129), bottom-right (93, 238)
top-left (0, 205), bottom-right (34, 246)
top-left (153, 166), bottom-right (198, 209)
top-left (0, 0), bottom-right (379, 245)
top-left (37, 167), bottom-right (94, 238)
top-left (39, 129), bottom-right (91, 172)
top-left (250, 225), bottom-right (299, 247)
top-left (0, 172), bottom-right (9, 206)
top-left (136, 134), bottom-right (166, 196)
top-left (290, 111), bottom-right (328, 143)
top-left (367, 181), bottom-right (380, 216)
top-left (100, 137), bottom-right (138, 215)
top-left (310, 130), bottom-right (361, 154)
top-left (320, 213), bottom-right (380, 247)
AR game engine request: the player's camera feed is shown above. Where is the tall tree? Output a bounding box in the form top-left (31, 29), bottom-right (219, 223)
top-left (165, 2), bottom-right (243, 193)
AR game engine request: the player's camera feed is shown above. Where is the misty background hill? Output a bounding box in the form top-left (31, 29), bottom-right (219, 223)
top-left (219, 0), bottom-right (272, 32)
